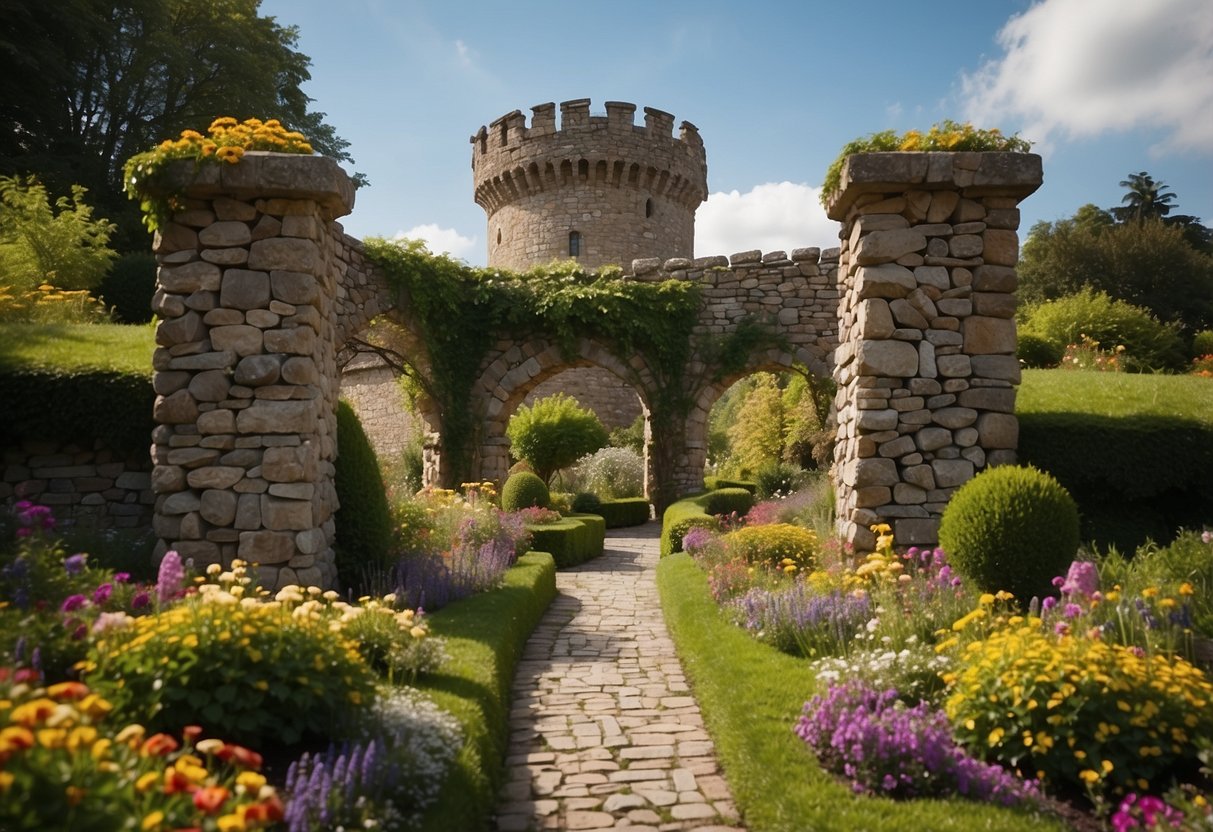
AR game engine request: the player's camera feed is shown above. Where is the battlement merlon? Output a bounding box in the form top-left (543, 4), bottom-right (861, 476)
top-left (470, 98), bottom-right (706, 170)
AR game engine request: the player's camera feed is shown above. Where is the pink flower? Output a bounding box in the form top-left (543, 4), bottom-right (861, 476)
top-left (1060, 560), bottom-right (1099, 598)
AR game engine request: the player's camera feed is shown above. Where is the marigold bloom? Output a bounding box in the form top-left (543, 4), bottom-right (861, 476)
top-left (193, 785), bottom-right (230, 814)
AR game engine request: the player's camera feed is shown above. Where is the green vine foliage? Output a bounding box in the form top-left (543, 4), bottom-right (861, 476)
top-left (819, 120), bottom-right (1032, 208)
top-left (362, 239), bottom-right (703, 486)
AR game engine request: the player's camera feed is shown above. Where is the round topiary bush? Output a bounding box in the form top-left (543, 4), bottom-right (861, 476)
top-left (571, 492), bottom-right (601, 513)
top-left (1016, 333), bottom-right (1063, 368)
top-left (723, 523), bottom-right (819, 569)
top-left (502, 471), bottom-right (550, 512)
top-left (938, 465), bottom-right (1079, 601)
top-left (704, 487), bottom-right (755, 518)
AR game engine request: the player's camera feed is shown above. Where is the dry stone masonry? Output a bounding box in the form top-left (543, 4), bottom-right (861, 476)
top-left (473, 100), bottom-right (708, 271)
top-left (827, 152), bottom-right (1042, 551)
top-left (1, 440), bottom-right (153, 529)
top-left (147, 153), bottom-right (386, 589)
top-left (138, 140), bottom-right (1042, 583)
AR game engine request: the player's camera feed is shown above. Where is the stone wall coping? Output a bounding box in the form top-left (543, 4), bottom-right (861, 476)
top-left (150, 152), bottom-right (355, 220)
top-left (825, 151), bottom-right (1043, 220)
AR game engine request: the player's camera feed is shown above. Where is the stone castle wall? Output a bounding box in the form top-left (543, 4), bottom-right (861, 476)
top-left (522, 369), bottom-right (643, 430)
top-left (2, 440), bottom-right (153, 529)
top-left (472, 99), bottom-right (708, 270)
top-left (827, 152), bottom-right (1041, 550)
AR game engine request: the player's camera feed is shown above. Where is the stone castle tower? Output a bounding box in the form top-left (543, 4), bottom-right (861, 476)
top-left (471, 99), bottom-right (708, 271)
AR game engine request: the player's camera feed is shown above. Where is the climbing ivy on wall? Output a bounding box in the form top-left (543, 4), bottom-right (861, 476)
top-left (362, 239), bottom-right (705, 485)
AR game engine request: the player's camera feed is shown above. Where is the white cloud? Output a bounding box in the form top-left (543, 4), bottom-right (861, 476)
top-left (394, 224), bottom-right (479, 260)
top-left (961, 0), bottom-right (1213, 154)
top-left (454, 39), bottom-right (473, 68)
top-left (695, 182), bottom-right (839, 259)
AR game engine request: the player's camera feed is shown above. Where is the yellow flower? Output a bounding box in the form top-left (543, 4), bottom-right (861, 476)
top-left (217, 814), bottom-right (247, 832)
top-left (236, 771), bottom-right (267, 791)
top-left (1178, 582), bottom-right (1194, 596)
top-left (216, 145), bottom-right (245, 164)
top-left (142, 812), bottom-right (165, 831)
top-left (0, 771), bottom-right (12, 791)
top-left (1078, 769), bottom-right (1100, 785)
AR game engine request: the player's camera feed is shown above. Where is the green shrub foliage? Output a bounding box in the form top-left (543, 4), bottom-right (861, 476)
top-left (501, 471), bottom-right (550, 512)
top-left (334, 400), bottom-right (394, 583)
top-left (526, 515), bottom-right (605, 568)
top-left (754, 462), bottom-right (803, 499)
top-left (703, 476), bottom-right (757, 494)
top-left (594, 498), bottom-right (652, 528)
top-left (704, 487), bottom-right (755, 518)
top-left (1020, 289), bottom-right (1186, 371)
top-left (1193, 329), bottom-right (1213, 358)
top-left (571, 492), bottom-right (601, 513)
top-left (507, 393), bottom-right (608, 484)
top-left (0, 369), bottom-right (153, 452)
top-left (723, 523), bottom-right (819, 569)
top-left (938, 465), bottom-right (1079, 601)
top-left (97, 252), bottom-right (157, 323)
top-left (1016, 333), bottom-right (1063, 368)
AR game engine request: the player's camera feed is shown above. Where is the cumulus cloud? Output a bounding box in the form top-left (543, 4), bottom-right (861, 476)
top-left (961, 0), bottom-right (1213, 153)
top-left (394, 224), bottom-right (479, 260)
top-left (695, 182), bottom-right (839, 259)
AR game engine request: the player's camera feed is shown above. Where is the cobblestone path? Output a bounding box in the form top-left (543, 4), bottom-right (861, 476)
top-left (494, 522), bottom-right (745, 832)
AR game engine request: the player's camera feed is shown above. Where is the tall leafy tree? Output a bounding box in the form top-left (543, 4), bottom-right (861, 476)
top-left (0, 0), bottom-right (356, 250)
top-left (1112, 171), bottom-right (1177, 223)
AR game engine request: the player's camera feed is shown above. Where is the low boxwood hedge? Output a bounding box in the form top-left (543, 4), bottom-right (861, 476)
top-left (703, 476), bottom-right (757, 494)
top-left (593, 497), bottom-right (652, 528)
top-left (413, 551), bottom-right (557, 831)
top-left (661, 487), bottom-right (757, 557)
top-left (525, 513), bottom-right (605, 568)
top-left (1019, 412), bottom-right (1213, 550)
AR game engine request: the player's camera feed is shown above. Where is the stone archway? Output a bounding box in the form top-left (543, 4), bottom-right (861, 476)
top-left (143, 149), bottom-right (1039, 587)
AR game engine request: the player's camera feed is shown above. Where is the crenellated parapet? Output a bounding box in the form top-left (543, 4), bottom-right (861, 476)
top-left (471, 99), bottom-right (707, 214)
top-left (471, 99), bottom-right (709, 271)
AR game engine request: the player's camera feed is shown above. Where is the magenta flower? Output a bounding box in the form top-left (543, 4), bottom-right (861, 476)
top-left (131, 591), bottom-right (150, 610)
top-left (1060, 560), bottom-right (1099, 598)
top-left (92, 583), bottom-right (113, 605)
top-left (64, 553), bottom-right (87, 575)
top-left (60, 594), bottom-right (88, 613)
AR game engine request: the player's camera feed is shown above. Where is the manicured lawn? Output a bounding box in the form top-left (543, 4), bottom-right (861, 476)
top-left (1017, 368), bottom-right (1213, 423)
top-left (0, 322), bottom-right (155, 375)
top-left (656, 553), bottom-right (1067, 832)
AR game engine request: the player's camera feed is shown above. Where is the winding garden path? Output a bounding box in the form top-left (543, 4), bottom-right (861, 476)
top-left (494, 523), bottom-right (745, 832)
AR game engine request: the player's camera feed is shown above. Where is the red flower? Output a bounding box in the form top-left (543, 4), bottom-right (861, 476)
top-left (141, 733), bottom-right (179, 757)
top-left (182, 725), bottom-right (203, 743)
top-left (216, 743), bottom-right (263, 770)
top-left (244, 795), bottom-right (285, 823)
top-left (192, 786), bottom-right (230, 814)
top-left (163, 767), bottom-right (195, 795)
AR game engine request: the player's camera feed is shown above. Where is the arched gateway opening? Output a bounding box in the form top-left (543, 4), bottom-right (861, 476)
top-left (142, 148), bottom-right (1040, 589)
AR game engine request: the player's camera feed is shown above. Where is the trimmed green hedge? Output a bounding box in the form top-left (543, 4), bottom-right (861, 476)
top-left (414, 552), bottom-right (557, 831)
top-left (703, 476), bottom-right (757, 494)
top-left (593, 497), bottom-right (652, 528)
top-left (0, 369), bottom-right (154, 453)
top-left (333, 400), bottom-right (394, 586)
top-left (660, 487), bottom-right (758, 557)
top-left (1019, 412), bottom-right (1213, 550)
top-left (525, 513), bottom-right (605, 568)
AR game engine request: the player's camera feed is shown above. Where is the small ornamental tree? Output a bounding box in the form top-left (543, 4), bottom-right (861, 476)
top-left (507, 393), bottom-right (608, 485)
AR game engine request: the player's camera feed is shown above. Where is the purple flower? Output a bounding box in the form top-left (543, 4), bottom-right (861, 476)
top-left (60, 594), bottom-right (88, 613)
top-left (1063, 603), bottom-right (1083, 619)
top-left (156, 550), bottom-right (186, 605)
top-left (64, 553), bottom-right (87, 575)
top-left (131, 591), bottom-right (150, 610)
top-left (114, 572), bottom-right (131, 584)
top-left (92, 583), bottom-right (113, 605)
top-left (13, 501), bottom-right (55, 535)
top-left (1041, 596), bottom-right (1057, 611)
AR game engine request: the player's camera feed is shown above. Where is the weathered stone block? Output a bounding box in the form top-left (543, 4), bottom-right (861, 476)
top-left (236, 401), bottom-right (316, 434)
top-left (962, 316), bottom-right (1016, 354)
top-left (972, 265), bottom-right (1017, 292)
top-left (247, 237), bottom-right (319, 272)
top-left (158, 261), bottom-right (219, 294)
top-left (220, 269), bottom-right (271, 310)
top-left (970, 355), bottom-right (1022, 383)
top-left (154, 390), bottom-right (199, 425)
top-left (238, 530), bottom-right (296, 564)
top-left (976, 412), bottom-right (1019, 449)
top-left (932, 458), bottom-right (975, 487)
top-left (199, 489), bottom-right (238, 525)
top-left (260, 496), bottom-right (312, 530)
top-left (856, 339), bottom-right (919, 377)
top-left (188, 370), bottom-right (231, 403)
top-left (270, 271), bottom-right (318, 305)
top-left (199, 221), bottom-right (252, 247)
top-left (210, 325), bottom-right (264, 356)
top-left (263, 326), bottom-right (316, 356)
top-left (855, 229), bottom-right (927, 265)
top-left (234, 355), bottom-right (281, 386)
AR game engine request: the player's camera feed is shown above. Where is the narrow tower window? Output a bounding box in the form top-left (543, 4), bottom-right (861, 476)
top-left (645, 198), bottom-right (654, 218)
top-left (569, 230), bottom-right (581, 258)
top-left (497, 228), bottom-right (502, 245)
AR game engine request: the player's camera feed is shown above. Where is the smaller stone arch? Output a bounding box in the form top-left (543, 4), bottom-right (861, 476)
top-left (472, 337), bottom-right (658, 488)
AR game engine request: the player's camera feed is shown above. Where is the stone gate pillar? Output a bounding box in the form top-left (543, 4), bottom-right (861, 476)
top-left (827, 152), bottom-right (1041, 551)
top-left (146, 153), bottom-right (354, 590)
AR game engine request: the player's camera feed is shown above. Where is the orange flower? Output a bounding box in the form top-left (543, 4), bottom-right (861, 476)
top-left (141, 733), bottom-right (179, 757)
top-left (216, 743), bottom-right (262, 769)
top-left (163, 767), bottom-right (195, 795)
top-left (193, 785), bottom-right (231, 814)
top-left (47, 682), bottom-right (90, 701)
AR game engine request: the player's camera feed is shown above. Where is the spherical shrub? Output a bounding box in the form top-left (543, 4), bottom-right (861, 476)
top-left (947, 623), bottom-right (1213, 793)
top-left (501, 471), bottom-right (550, 512)
top-left (571, 492), bottom-right (601, 513)
top-left (1016, 333), bottom-right (1063, 368)
top-left (704, 487), bottom-right (754, 517)
top-left (938, 465), bottom-right (1079, 601)
top-left (724, 523), bottom-right (819, 570)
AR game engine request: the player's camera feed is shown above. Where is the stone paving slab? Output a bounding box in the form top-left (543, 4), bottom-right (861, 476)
top-left (494, 522), bottom-right (744, 831)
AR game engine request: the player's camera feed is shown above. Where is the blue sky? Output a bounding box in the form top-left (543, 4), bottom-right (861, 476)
top-left (261, 0), bottom-right (1213, 266)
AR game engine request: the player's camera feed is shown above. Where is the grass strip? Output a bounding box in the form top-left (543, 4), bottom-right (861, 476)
top-left (656, 552), bottom-right (1065, 832)
top-left (0, 323), bottom-right (155, 375)
top-left (1017, 368), bottom-right (1213, 423)
top-left (412, 551), bottom-right (557, 831)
